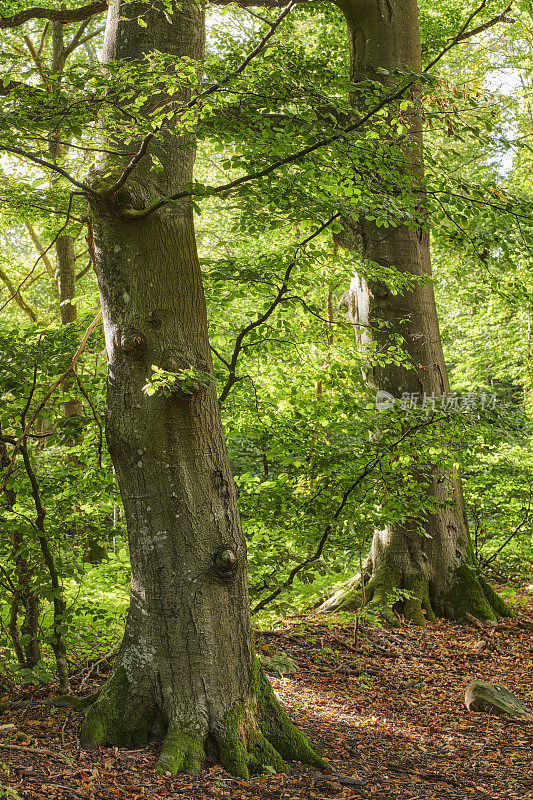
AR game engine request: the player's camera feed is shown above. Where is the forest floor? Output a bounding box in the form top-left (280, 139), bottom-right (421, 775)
top-left (0, 584), bottom-right (532, 800)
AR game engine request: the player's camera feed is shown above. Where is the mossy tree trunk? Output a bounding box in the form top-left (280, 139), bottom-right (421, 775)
top-left (319, 0), bottom-right (509, 625)
top-left (80, 0), bottom-right (324, 777)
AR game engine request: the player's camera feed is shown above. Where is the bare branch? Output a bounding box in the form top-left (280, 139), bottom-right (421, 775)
top-left (0, 267), bottom-right (37, 321)
top-left (454, 3), bottom-right (513, 43)
top-left (102, 133), bottom-right (155, 198)
top-left (425, 0), bottom-right (503, 71)
top-left (196, 0), bottom-right (297, 108)
top-left (66, 23), bottom-right (105, 53)
top-left (73, 371), bottom-right (103, 467)
top-left (23, 34), bottom-right (49, 85)
top-left (64, 16), bottom-right (92, 56)
top-left (37, 20), bottom-right (51, 56)
top-left (0, 192), bottom-right (83, 314)
top-left (24, 221), bottom-right (55, 278)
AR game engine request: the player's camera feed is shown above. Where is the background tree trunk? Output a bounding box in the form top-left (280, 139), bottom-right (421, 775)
top-left (80, 0), bottom-right (324, 776)
top-left (0, 430), bottom-right (41, 669)
top-left (50, 20), bottom-right (78, 326)
top-left (320, 0), bottom-right (509, 625)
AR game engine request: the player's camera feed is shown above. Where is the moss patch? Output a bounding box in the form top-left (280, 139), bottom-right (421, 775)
top-left (253, 658), bottom-right (327, 770)
top-left (403, 574), bottom-right (436, 626)
top-left (438, 563), bottom-right (500, 622)
top-left (80, 667), bottom-right (150, 749)
top-left (156, 728), bottom-right (205, 774)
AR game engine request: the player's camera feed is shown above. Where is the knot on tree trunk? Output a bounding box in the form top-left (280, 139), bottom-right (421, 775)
top-left (211, 547), bottom-right (239, 581)
top-left (120, 328), bottom-right (145, 356)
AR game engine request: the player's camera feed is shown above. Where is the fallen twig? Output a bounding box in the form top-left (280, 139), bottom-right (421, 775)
top-left (465, 612), bottom-right (485, 631)
top-left (385, 763), bottom-right (461, 787)
top-left (0, 743), bottom-right (53, 754)
top-left (332, 635), bottom-right (363, 654)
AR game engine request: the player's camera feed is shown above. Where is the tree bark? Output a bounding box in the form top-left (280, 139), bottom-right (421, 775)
top-left (319, 0), bottom-right (509, 625)
top-left (80, 0), bottom-right (323, 776)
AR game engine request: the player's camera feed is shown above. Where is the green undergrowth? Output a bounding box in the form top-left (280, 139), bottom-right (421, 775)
top-left (0, 550), bottom-right (130, 684)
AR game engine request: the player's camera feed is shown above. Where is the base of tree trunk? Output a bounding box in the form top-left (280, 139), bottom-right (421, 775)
top-left (317, 559), bottom-right (511, 627)
top-left (80, 659), bottom-right (325, 778)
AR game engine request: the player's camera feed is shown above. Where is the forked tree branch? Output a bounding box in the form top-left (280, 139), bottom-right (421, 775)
top-left (218, 212), bottom-right (341, 404)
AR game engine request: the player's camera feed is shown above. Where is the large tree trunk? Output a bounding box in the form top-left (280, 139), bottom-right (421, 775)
top-left (80, 0), bottom-right (323, 777)
top-left (320, 0), bottom-right (509, 625)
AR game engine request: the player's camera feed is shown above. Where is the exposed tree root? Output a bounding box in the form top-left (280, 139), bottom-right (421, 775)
top-left (158, 728), bottom-right (205, 774)
top-left (0, 692), bottom-right (99, 714)
top-left (318, 560), bottom-right (510, 627)
top-left (80, 660), bottom-right (326, 778)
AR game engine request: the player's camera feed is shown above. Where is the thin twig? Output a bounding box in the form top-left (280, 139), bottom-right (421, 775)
top-left (0, 145), bottom-right (98, 196)
top-left (0, 192), bottom-right (84, 313)
top-left (482, 500), bottom-right (531, 565)
top-left (73, 372), bottom-right (103, 467)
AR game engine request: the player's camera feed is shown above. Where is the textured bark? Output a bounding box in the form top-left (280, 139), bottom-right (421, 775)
top-left (80, 0), bottom-right (324, 776)
top-left (320, 0), bottom-right (509, 625)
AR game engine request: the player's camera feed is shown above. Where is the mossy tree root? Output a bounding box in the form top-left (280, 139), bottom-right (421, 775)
top-left (0, 692), bottom-right (99, 714)
top-left (436, 564), bottom-right (512, 623)
top-left (316, 569), bottom-right (371, 614)
top-left (80, 667), bottom-right (158, 750)
top-left (205, 662), bottom-right (326, 779)
top-left (157, 728), bottom-right (206, 774)
top-left (80, 660), bottom-right (326, 778)
top-left (317, 567), bottom-right (404, 626)
top-left (319, 561), bottom-right (511, 626)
